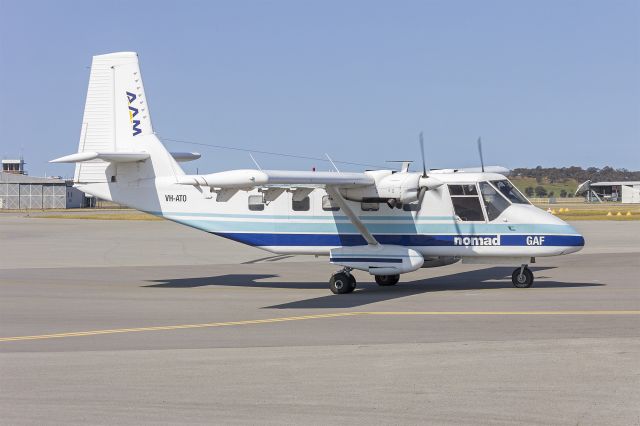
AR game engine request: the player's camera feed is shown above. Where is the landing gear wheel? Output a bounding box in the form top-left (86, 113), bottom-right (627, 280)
top-left (512, 267), bottom-right (534, 288)
top-left (330, 272), bottom-right (356, 294)
top-left (375, 274), bottom-right (400, 286)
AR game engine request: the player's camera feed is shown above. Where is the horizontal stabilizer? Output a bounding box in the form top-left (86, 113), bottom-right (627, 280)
top-left (176, 169), bottom-right (374, 188)
top-left (170, 152), bottom-right (201, 162)
top-left (50, 151), bottom-right (150, 163)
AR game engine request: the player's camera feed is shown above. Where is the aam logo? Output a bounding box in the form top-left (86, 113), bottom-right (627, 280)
top-left (126, 91), bottom-right (142, 136)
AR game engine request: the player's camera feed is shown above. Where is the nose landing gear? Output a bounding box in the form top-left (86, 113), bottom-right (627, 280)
top-left (329, 269), bottom-right (357, 294)
top-left (512, 265), bottom-right (534, 288)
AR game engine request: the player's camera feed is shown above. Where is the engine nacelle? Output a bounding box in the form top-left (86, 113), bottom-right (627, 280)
top-left (340, 171), bottom-right (421, 204)
top-left (330, 245), bottom-right (424, 275)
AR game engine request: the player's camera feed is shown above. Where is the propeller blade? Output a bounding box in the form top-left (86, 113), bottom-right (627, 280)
top-left (416, 186), bottom-right (427, 211)
top-left (477, 137), bottom-right (485, 173)
top-left (419, 132), bottom-right (427, 177)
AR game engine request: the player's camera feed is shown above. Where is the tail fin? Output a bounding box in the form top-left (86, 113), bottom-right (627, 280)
top-left (67, 52), bottom-right (183, 183)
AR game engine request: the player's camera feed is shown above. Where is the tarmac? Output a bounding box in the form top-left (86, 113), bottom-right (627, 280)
top-left (1, 216), bottom-right (639, 425)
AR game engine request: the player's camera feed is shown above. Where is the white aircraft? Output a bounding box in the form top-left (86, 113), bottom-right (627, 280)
top-left (52, 52), bottom-right (585, 294)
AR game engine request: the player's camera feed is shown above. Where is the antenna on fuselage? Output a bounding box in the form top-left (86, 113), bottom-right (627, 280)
top-left (249, 152), bottom-right (263, 171)
top-left (477, 137), bottom-right (485, 173)
top-left (325, 153), bottom-right (341, 173)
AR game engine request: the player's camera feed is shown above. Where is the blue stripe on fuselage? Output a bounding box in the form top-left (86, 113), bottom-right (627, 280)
top-left (211, 232), bottom-right (585, 247)
top-left (167, 217), bottom-right (579, 236)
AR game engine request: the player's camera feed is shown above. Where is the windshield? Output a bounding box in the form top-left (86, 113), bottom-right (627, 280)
top-left (490, 180), bottom-right (530, 204)
top-left (479, 182), bottom-right (510, 220)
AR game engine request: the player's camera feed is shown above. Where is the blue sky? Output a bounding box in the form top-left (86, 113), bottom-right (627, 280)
top-left (1, 0), bottom-right (638, 177)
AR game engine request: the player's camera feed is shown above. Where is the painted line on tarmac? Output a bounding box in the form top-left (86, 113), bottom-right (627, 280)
top-left (1, 310), bottom-right (638, 343)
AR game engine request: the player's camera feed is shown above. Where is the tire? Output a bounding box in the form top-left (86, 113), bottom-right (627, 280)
top-left (348, 274), bottom-right (357, 290)
top-left (512, 267), bottom-right (534, 288)
top-left (375, 274), bottom-right (400, 286)
top-left (330, 272), bottom-right (355, 294)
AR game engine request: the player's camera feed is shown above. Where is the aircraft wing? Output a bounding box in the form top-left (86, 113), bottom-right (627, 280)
top-left (429, 166), bottom-right (511, 175)
top-left (176, 169), bottom-right (374, 188)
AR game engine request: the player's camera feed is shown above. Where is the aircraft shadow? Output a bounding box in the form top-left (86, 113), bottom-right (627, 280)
top-left (144, 267), bottom-right (603, 309)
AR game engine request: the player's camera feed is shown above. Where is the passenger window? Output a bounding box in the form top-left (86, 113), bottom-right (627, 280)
top-left (322, 195), bottom-right (340, 211)
top-left (292, 196), bottom-right (310, 211)
top-left (479, 182), bottom-right (510, 221)
top-left (448, 184), bottom-right (485, 221)
top-left (361, 201), bottom-right (379, 211)
top-left (248, 195), bottom-right (264, 211)
top-left (490, 180), bottom-right (529, 204)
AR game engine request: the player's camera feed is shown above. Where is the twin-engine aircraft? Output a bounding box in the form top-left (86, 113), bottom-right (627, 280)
top-left (52, 52), bottom-right (585, 294)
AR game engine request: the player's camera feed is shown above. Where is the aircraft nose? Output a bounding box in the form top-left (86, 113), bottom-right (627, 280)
top-left (557, 217), bottom-right (585, 254)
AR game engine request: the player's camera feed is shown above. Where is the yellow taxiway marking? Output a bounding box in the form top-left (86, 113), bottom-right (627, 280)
top-left (1, 310), bottom-right (638, 343)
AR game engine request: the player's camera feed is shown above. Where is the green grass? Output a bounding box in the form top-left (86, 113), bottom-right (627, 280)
top-left (534, 203), bottom-right (640, 221)
top-left (510, 177), bottom-right (580, 198)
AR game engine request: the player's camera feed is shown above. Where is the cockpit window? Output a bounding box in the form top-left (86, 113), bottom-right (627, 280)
top-left (479, 182), bottom-right (510, 221)
top-left (448, 184), bottom-right (478, 196)
top-left (490, 180), bottom-right (530, 204)
top-left (448, 184), bottom-right (484, 221)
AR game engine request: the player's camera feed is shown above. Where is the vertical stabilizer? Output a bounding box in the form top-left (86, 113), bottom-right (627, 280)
top-left (74, 52), bottom-right (182, 183)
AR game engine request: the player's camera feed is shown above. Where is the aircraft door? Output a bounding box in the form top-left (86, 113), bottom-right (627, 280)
top-left (448, 184), bottom-right (486, 222)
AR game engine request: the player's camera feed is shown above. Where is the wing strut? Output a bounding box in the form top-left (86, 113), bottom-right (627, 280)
top-left (325, 186), bottom-right (378, 246)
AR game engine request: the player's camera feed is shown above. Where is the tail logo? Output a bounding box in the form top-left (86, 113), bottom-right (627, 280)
top-left (126, 91), bottom-right (142, 136)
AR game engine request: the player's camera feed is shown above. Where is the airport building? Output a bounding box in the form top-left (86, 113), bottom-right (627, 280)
top-left (577, 180), bottom-right (640, 204)
top-left (0, 172), bottom-right (90, 209)
top-left (2, 158), bottom-right (27, 174)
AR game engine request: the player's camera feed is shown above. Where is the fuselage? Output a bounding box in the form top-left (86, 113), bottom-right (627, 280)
top-left (81, 171), bottom-right (584, 258)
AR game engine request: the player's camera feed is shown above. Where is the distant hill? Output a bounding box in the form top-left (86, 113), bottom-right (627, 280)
top-left (509, 166), bottom-right (640, 198)
top-left (511, 166), bottom-right (640, 183)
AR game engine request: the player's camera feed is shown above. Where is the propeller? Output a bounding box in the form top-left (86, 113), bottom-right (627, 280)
top-left (416, 131), bottom-right (435, 210)
top-left (419, 131), bottom-right (428, 177)
top-left (477, 137), bottom-right (485, 173)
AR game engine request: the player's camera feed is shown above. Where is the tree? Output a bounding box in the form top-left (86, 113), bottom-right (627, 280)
top-left (525, 187), bottom-right (534, 197)
top-left (535, 186), bottom-right (547, 197)
top-left (559, 189), bottom-right (568, 198)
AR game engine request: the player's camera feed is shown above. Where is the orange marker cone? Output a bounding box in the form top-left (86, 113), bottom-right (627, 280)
top-left (627, 211), bottom-right (632, 216)
top-left (607, 211), bottom-right (612, 216)
top-left (616, 211), bottom-right (622, 216)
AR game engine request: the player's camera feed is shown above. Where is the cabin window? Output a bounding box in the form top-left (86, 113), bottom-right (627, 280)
top-left (479, 182), bottom-right (510, 221)
top-left (322, 195), bottom-right (340, 211)
top-left (490, 180), bottom-right (529, 204)
top-left (361, 201), bottom-right (379, 211)
top-left (292, 196), bottom-right (310, 211)
top-left (248, 195), bottom-right (264, 211)
top-left (448, 184), bottom-right (484, 221)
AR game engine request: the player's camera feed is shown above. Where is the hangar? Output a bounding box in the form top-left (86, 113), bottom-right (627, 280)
top-left (576, 180), bottom-right (640, 204)
top-left (0, 172), bottom-right (89, 209)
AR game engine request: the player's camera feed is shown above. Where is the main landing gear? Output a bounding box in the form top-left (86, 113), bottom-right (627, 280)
top-left (375, 274), bottom-right (400, 286)
top-left (512, 265), bottom-right (534, 288)
top-left (329, 268), bottom-right (357, 294)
